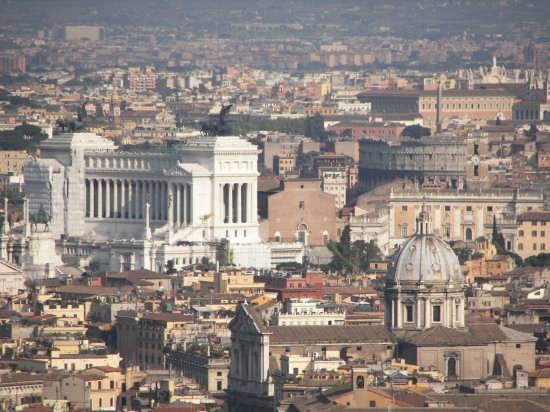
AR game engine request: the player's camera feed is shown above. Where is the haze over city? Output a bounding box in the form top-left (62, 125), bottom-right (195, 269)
top-left (0, 1), bottom-right (549, 411)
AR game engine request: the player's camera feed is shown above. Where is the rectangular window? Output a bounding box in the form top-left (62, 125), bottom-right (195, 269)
top-left (445, 206), bottom-right (451, 211)
top-left (405, 305), bottom-right (414, 323)
top-left (519, 230), bottom-right (524, 237)
top-left (217, 381), bottom-right (223, 391)
top-left (433, 305), bottom-right (441, 323)
top-left (487, 206), bottom-right (493, 212)
top-left (299, 201), bottom-right (305, 209)
top-left (542, 244), bottom-right (546, 250)
top-left (518, 243), bottom-right (523, 250)
top-left (401, 205), bottom-right (408, 212)
top-left (466, 206), bottom-right (472, 212)
top-left (532, 231), bottom-right (537, 237)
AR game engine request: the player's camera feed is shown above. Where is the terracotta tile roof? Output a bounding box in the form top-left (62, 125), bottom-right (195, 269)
top-left (403, 324), bottom-right (536, 347)
top-left (518, 211), bottom-right (550, 222)
top-left (90, 366), bottom-right (121, 373)
top-left (269, 325), bottom-right (392, 345)
top-left (140, 312), bottom-right (195, 323)
top-left (54, 285), bottom-right (129, 296)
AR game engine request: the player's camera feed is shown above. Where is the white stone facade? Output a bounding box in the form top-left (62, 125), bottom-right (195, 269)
top-left (24, 133), bottom-right (266, 270)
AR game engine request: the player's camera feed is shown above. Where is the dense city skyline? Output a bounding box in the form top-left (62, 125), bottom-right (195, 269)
top-left (0, 1), bottom-right (549, 411)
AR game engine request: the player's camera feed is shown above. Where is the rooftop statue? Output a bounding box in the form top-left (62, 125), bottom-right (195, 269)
top-left (200, 104), bottom-right (233, 136)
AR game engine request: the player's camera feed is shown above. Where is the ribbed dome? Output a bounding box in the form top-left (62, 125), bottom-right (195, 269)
top-left (386, 213), bottom-right (462, 285)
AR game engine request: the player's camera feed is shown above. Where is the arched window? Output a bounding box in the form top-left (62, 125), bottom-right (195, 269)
top-left (447, 357), bottom-right (457, 378)
top-left (356, 375), bottom-right (365, 389)
top-left (465, 228), bottom-right (473, 241)
top-left (297, 224), bottom-right (308, 244)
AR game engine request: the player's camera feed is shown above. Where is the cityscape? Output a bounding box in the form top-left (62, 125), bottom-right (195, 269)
top-left (0, 0), bottom-right (550, 411)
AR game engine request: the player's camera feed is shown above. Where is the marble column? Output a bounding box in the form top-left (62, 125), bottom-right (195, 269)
top-left (396, 295), bottom-right (402, 329)
top-left (121, 180), bottom-right (127, 219)
top-left (157, 182), bottom-right (163, 221)
top-left (236, 183), bottom-right (242, 224)
top-left (425, 297), bottom-right (431, 329)
top-left (241, 183), bottom-right (247, 223)
top-left (416, 298), bottom-right (422, 329)
top-left (113, 180), bottom-right (119, 218)
top-left (161, 181), bottom-right (166, 221)
top-left (249, 182), bottom-right (254, 223)
top-left (176, 184), bottom-right (181, 227)
top-left (184, 183), bottom-right (188, 225)
top-left (228, 183), bottom-right (233, 224)
top-left (97, 179), bottom-right (103, 218)
top-left (127, 180), bottom-right (133, 219)
top-left (223, 184), bottom-right (228, 223)
top-left (168, 183), bottom-right (174, 229)
top-left (85, 180), bottom-right (90, 217)
top-left (218, 184), bottom-right (224, 225)
top-left (106, 180), bottom-right (111, 218)
top-left (251, 182), bottom-right (257, 223)
top-left (90, 179), bottom-right (96, 218)
top-left (152, 181), bottom-right (157, 220)
top-left (186, 183), bottom-right (192, 224)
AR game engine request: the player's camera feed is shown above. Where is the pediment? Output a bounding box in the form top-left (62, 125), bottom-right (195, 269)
top-left (229, 304), bottom-right (261, 335)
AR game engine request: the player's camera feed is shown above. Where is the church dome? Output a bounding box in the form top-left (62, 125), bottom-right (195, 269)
top-left (387, 213), bottom-right (462, 285)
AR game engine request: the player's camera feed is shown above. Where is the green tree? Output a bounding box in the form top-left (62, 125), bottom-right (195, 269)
top-left (328, 225), bottom-right (381, 274)
top-left (340, 225), bottom-right (351, 251)
top-left (296, 150), bottom-right (319, 177)
top-left (524, 253), bottom-right (550, 267)
top-left (401, 124), bottom-right (431, 139)
top-left (304, 113), bottom-right (327, 141)
top-left (0, 123), bottom-right (47, 152)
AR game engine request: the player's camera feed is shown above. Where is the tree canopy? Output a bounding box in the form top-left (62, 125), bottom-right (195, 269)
top-left (401, 124), bottom-right (431, 139)
top-left (523, 253), bottom-right (550, 267)
top-left (232, 114), bottom-right (328, 141)
top-left (0, 123), bottom-right (47, 152)
top-left (327, 225), bottom-right (381, 274)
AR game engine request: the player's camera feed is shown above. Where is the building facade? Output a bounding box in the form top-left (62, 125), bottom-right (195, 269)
top-left (261, 179), bottom-right (341, 246)
top-left (388, 189), bottom-right (544, 251)
top-left (24, 132), bottom-right (266, 271)
top-left (516, 211), bottom-right (550, 260)
top-left (359, 137), bottom-right (467, 190)
top-left (387, 212), bottom-right (536, 381)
